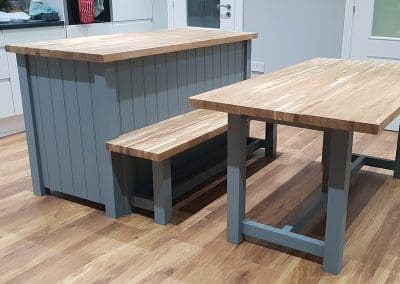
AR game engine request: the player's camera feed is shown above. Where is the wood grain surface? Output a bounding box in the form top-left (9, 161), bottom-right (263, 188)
top-left (189, 58), bottom-right (400, 135)
top-left (106, 110), bottom-right (227, 161)
top-left (1, 125), bottom-right (400, 283)
top-left (6, 29), bottom-right (257, 63)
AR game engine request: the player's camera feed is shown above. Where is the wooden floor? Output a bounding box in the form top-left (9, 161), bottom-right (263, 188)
top-left (1, 123), bottom-right (400, 283)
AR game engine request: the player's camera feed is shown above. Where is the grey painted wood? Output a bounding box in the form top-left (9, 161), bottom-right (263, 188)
top-left (351, 155), bottom-right (365, 174)
top-left (61, 60), bottom-right (86, 199)
top-left (131, 58), bottom-right (146, 129)
top-left (323, 130), bottom-right (353, 275)
top-left (155, 54), bottom-right (169, 121)
top-left (91, 62), bottom-right (132, 217)
top-left (358, 155), bottom-right (395, 170)
top-left (19, 42), bottom-right (250, 217)
top-left (227, 114), bottom-right (248, 244)
top-left (116, 61), bottom-right (137, 209)
top-left (235, 42), bottom-right (244, 82)
top-left (35, 57), bottom-right (61, 192)
top-left (117, 60), bottom-right (134, 131)
top-left (152, 159), bottom-right (172, 225)
top-left (265, 123), bottom-right (277, 157)
top-left (16, 55), bottom-right (45, 196)
top-left (204, 47), bottom-right (214, 91)
top-left (395, 124), bottom-right (400, 179)
top-left (166, 53), bottom-right (179, 117)
top-left (212, 45), bottom-right (222, 88)
top-left (244, 40), bottom-right (252, 80)
top-left (143, 56), bottom-right (158, 124)
top-left (48, 58), bottom-right (74, 196)
top-left (227, 43), bottom-right (236, 84)
top-left (221, 44), bottom-right (229, 86)
top-left (186, 49), bottom-right (197, 111)
top-left (28, 56), bottom-right (49, 187)
top-left (195, 48), bottom-right (205, 93)
top-left (322, 130), bottom-right (331, 193)
top-left (176, 51), bottom-right (188, 114)
top-left (76, 61), bottom-right (101, 201)
top-left (243, 219), bottom-right (325, 257)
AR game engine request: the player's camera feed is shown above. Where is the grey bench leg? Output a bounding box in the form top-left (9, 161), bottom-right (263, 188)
top-left (152, 159), bottom-right (172, 225)
top-left (394, 124), bottom-right (400, 179)
top-left (322, 130), bottom-right (331, 193)
top-left (323, 130), bottom-right (353, 275)
top-left (265, 123), bottom-right (277, 157)
top-left (106, 152), bottom-right (132, 218)
top-left (227, 114), bottom-right (248, 244)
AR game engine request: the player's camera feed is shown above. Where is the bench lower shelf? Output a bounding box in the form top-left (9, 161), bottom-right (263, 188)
top-left (132, 137), bottom-right (265, 214)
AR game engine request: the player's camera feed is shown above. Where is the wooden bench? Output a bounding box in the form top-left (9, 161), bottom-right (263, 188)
top-left (106, 110), bottom-right (271, 225)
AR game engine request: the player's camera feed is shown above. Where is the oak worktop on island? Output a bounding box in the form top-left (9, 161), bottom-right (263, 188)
top-left (10, 28), bottom-right (256, 218)
top-left (6, 29), bottom-right (257, 63)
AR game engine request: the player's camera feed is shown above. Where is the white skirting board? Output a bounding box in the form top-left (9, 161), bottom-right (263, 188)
top-left (0, 114), bottom-right (25, 138)
top-left (386, 116), bottom-right (400, 132)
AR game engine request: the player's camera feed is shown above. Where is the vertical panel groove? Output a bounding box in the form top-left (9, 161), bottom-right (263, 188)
top-left (73, 61), bottom-right (89, 199)
top-left (36, 57), bottom-right (61, 191)
top-left (45, 58), bottom-right (63, 192)
top-left (30, 56), bottom-right (49, 186)
top-left (177, 51), bottom-right (188, 114)
top-left (48, 58), bottom-right (74, 195)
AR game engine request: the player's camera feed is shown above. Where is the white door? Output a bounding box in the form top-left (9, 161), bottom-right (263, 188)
top-left (345, 0), bottom-right (400, 131)
top-left (168, 0), bottom-right (243, 31)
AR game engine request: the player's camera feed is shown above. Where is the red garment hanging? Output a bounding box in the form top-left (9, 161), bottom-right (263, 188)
top-left (78, 0), bottom-right (94, 24)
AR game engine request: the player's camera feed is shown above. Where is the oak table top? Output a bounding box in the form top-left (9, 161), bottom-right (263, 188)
top-left (189, 58), bottom-right (400, 135)
top-left (6, 28), bottom-right (257, 63)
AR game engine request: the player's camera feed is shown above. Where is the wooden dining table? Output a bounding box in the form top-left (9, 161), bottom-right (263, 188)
top-left (188, 57), bottom-right (400, 275)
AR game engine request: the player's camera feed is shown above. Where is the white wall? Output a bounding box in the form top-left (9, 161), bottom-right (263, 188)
top-left (244, 0), bottom-right (347, 72)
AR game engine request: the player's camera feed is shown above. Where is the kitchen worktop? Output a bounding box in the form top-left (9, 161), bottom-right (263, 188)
top-left (0, 20), bottom-right (64, 30)
top-left (14, 27), bottom-right (256, 218)
top-left (6, 28), bottom-right (258, 62)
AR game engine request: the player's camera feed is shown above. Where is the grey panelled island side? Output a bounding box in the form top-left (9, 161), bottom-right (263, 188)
top-left (6, 29), bottom-right (257, 217)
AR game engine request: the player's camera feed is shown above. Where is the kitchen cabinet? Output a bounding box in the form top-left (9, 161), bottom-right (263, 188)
top-left (1, 1), bottom-right (157, 137)
top-left (3, 26), bottom-right (66, 44)
top-left (0, 82), bottom-right (14, 119)
top-left (112, 21), bottom-right (153, 33)
top-left (112, 0), bottom-right (153, 22)
top-left (0, 50), bottom-right (9, 79)
top-left (4, 26), bottom-right (66, 114)
top-left (66, 22), bottom-right (114, 38)
top-left (0, 31), bottom-right (4, 47)
top-left (7, 52), bottom-right (22, 114)
top-left (0, 26), bottom-right (66, 136)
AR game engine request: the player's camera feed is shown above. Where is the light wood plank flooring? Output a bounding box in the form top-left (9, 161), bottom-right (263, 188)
top-left (1, 123), bottom-right (399, 283)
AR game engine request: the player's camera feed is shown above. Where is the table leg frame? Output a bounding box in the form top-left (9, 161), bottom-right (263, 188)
top-left (322, 130), bottom-right (353, 274)
top-left (227, 114), bottom-right (248, 244)
top-left (152, 159), bottom-right (173, 225)
top-left (227, 115), bottom-right (400, 274)
top-left (265, 123), bottom-right (277, 158)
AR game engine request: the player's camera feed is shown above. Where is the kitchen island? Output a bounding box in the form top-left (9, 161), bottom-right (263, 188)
top-left (6, 29), bottom-right (257, 217)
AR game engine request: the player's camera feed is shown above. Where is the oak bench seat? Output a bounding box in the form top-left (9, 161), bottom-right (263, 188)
top-left (106, 110), bottom-right (228, 225)
top-left (106, 110), bottom-right (227, 162)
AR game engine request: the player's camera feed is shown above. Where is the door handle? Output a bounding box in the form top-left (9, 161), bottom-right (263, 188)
top-left (216, 4), bottom-right (231, 10)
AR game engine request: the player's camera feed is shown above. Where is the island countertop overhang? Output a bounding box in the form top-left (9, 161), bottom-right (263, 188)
top-left (6, 28), bottom-right (258, 63)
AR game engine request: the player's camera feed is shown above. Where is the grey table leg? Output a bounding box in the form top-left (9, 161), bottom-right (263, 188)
top-left (323, 130), bottom-right (353, 275)
top-left (227, 114), bottom-right (248, 244)
top-left (152, 159), bottom-right (173, 225)
top-left (322, 130), bottom-right (332, 193)
top-left (394, 124), bottom-right (400, 179)
top-left (265, 123), bottom-right (277, 157)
